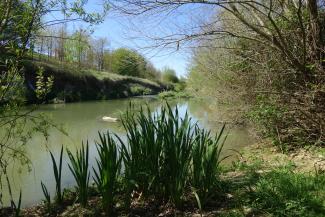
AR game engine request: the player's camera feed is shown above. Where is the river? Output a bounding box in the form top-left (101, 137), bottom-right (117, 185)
top-left (2, 97), bottom-right (254, 207)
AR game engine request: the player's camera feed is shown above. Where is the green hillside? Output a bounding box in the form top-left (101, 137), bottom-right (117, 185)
top-left (23, 60), bottom-right (165, 103)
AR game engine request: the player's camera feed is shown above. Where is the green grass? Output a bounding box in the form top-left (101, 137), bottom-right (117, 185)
top-left (13, 190), bottom-right (22, 217)
top-left (223, 161), bottom-right (325, 217)
top-left (41, 182), bottom-right (51, 212)
top-left (250, 170), bottom-right (325, 216)
top-left (27, 59), bottom-right (161, 88)
top-left (22, 59), bottom-right (165, 102)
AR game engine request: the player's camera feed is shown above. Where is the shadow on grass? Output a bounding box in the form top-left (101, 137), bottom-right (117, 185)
top-left (225, 167), bottom-right (325, 217)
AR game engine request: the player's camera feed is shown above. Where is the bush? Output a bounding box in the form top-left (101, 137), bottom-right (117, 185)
top-left (158, 91), bottom-right (191, 99)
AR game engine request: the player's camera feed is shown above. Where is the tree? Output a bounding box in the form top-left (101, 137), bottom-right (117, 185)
top-left (110, 48), bottom-right (142, 76)
top-left (0, 0), bottom-right (109, 207)
top-left (161, 67), bottom-right (179, 83)
top-left (94, 37), bottom-right (108, 71)
top-left (110, 0), bottom-right (325, 148)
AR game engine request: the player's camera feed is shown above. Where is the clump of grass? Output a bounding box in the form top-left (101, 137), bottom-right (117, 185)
top-left (191, 125), bottom-right (227, 208)
top-left (67, 142), bottom-right (90, 207)
top-left (120, 103), bottom-right (226, 208)
top-left (38, 103), bottom-right (227, 212)
top-left (158, 90), bottom-right (191, 99)
top-left (119, 105), bottom-right (163, 199)
top-left (93, 131), bottom-right (121, 214)
top-left (159, 105), bottom-right (194, 207)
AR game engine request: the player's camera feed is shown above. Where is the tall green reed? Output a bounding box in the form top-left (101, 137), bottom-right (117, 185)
top-left (41, 182), bottom-right (51, 211)
top-left (12, 190), bottom-right (22, 217)
top-left (119, 103), bottom-right (223, 208)
top-left (67, 142), bottom-right (90, 207)
top-left (119, 105), bottom-right (163, 198)
top-left (159, 105), bottom-right (194, 207)
top-left (49, 146), bottom-right (64, 204)
top-left (191, 125), bottom-right (227, 207)
top-left (93, 131), bottom-right (121, 214)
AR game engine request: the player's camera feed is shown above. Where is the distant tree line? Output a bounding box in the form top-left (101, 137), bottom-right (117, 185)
top-left (31, 26), bottom-right (161, 80)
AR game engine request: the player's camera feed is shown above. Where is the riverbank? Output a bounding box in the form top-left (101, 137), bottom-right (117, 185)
top-left (1, 100), bottom-right (324, 217)
top-left (23, 60), bottom-right (166, 103)
top-left (7, 142), bottom-right (323, 217)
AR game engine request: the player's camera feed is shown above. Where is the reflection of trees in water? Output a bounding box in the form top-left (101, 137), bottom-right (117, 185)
top-left (187, 99), bottom-right (246, 128)
top-left (187, 99), bottom-right (255, 158)
top-left (187, 100), bottom-right (225, 132)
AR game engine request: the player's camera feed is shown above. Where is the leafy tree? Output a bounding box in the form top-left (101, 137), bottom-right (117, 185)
top-left (161, 67), bottom-right (179, 84)
top-left (110, 48), bottom-right (143, 76)
top-left (0, 0), bottom-right (108, 207)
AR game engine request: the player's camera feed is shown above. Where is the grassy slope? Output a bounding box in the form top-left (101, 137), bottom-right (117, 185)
top-left (23, 59), bottom-right (165, 102)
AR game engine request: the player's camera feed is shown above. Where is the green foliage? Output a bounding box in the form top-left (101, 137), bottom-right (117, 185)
top-left (35, 66), bottom-right (54, 102)
top-left (158, 91), bottom-right (191, 99)
top-left (41, 182), bottom-right (51, 211)
top-left (93, 131), bottom-right (121, 214)
top-left (129, 85), bottom-right (152, 96)
top-left (13, 190), bottom-right (22, 217)
top-left (161, 67), bottom-right (179, 84)
top-left (248, 96), bottom-right (288, 151)
top-left (191, 125), bottom-right (227, 207)
top-left (187, 4), bottom-right (325, 149)
top-left (0, 0), bottom-right (109, 205)
top-left (110, 48), bottom-right (145, 77)
top-left (49, 146), bottom-right (64, 204)
top-left (118, 105), bottom-right (162, 207)
top-left (67, 143), bottom-right (90, 207)
top-left (174, 80), bottom-right (186, 92)
top-left (249, 169), bottom-right (325, 216)
top-left (119, 103), bottom-right (225, 208)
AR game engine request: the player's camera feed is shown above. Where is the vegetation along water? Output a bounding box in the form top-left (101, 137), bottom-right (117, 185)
top-left (1, 0), bottom-right (325, 216)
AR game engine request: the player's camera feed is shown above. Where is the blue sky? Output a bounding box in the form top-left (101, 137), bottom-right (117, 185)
top-left (46, 1), bottom-right (214, 77)
top-left (92, 16), bottom-right (190, 77)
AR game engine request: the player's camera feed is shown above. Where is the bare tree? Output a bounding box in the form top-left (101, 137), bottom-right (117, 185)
top-left (109, 0), bottom-right (324, 73)
top-left (109, 0), bottom-right (325, 147)
top-left (94, 37), bottom-right (108, 71)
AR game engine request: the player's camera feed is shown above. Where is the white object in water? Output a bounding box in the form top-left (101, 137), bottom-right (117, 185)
top-left (102, 116), bottom-right (118, 122)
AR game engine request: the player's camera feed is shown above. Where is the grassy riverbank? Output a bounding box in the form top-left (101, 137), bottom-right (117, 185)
top-left (23, 60), bottom-right (166, 103)
top-left (13, 144), bottom-right (324, 217)
top-left (3, 104), bottom-right (324, 217)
